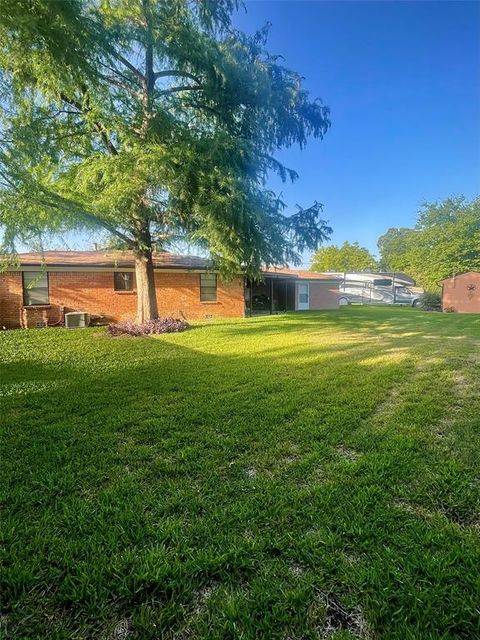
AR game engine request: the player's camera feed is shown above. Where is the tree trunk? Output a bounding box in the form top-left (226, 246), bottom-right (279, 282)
top-left (134, 248), bottom-right (159, 323)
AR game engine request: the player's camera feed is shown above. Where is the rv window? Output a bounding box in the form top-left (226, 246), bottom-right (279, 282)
top-left (114, 272), bottom-right (135, 291)
top-left (23, 271), bottom-right (49, 306)
top-left (373, 278), bottom-right (392, 286)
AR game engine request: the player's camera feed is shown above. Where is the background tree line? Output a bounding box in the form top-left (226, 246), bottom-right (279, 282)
top-left (310, 241), bottom-right (377, 273)
top-left (378, 197), bottom-right (480, 289)
top-left (310, 196), bottom-right (480, 290)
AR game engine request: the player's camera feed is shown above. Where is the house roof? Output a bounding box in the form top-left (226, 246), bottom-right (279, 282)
top-left (2, 250), bottom-right (211, 270)
top-left (2, 250), bottom-right (339, 281)
top-left (263, 267), bottom-right (340, 281)
top-left (439, 271), bottom-right (480, 283)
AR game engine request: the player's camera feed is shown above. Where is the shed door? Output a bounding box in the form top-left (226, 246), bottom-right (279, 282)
top-left (298, 283), bottom-right (310, 310)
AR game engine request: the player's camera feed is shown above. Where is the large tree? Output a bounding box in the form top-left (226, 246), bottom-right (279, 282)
top-left (377, 197), bottom-right (480, 289)
top-left (0, 0), bottom-right (331, 322)
top-left (310, 241), bottom-right (377, 273)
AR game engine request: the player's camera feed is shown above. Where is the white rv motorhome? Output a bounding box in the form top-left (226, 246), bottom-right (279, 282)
top-left (324, 272), bottom-right (423, 306)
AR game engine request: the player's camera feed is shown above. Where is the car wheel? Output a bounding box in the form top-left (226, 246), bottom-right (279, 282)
top-left (412, 299), bottom-right (420, 307)
top-left (338, 297), bottom-right (350, 306)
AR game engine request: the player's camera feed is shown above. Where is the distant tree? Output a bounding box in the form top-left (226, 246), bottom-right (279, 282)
top-left (310, 241), bottom-right (377, 272)
top-left (377, 197), bottom-right (480, 289)
top-left (0, 0), bottom-right (332, 323)
top-left (377, 228), bottom-right (414, 271)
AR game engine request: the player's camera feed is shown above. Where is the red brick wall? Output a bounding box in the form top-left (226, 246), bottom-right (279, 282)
top-left (0, 270), bottom-right (245, 328)
top-left (307, 282), bottom-right (339, 310)
top-left (442, 272), bottom-right (480, 313)
top-left (49, 271), bottom-right (137, 321)
top-left (0, 272), bottom-right (23, 329)
top-left (154, 272), bottom-right (245, 320)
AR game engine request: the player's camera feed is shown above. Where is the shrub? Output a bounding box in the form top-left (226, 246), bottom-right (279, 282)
top-left (107, 317), bottom-right (189, 336)
top-left (419, 291), bottom-right (442, 311)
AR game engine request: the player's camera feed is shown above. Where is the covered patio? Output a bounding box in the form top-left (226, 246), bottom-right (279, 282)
top-left (245, 275), bottom-right (296, 315)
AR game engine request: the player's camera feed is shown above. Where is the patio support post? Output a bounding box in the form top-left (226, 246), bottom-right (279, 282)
top-left (270, 278), bottom-right (274, 314)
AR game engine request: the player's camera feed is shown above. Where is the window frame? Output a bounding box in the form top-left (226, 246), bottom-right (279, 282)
top-left (113, 271), bottom-right (135, 292)
top-left (22, 270), bottom-right (49, 306)
top-left (200, 272), bottom-right (217, 302)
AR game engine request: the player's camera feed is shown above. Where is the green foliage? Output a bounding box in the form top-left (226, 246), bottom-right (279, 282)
top-left (378, 197), bottom-right (480, 289)
top-left (310, 241), bottom-right (377, 272)
top-left (419, 290), bottom-right (441, 311)
top-left (377, 228), bottom-right (412, 271)
top-left (2, 308), bottom-right (480, 638)
top-left (0, 0), bottom-right (332, 280)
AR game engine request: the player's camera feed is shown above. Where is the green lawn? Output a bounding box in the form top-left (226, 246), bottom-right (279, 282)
top-left (1, 307), bottom-right (479, 640)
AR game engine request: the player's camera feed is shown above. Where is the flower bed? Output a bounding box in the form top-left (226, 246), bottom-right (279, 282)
top-left (107, 317), bottom-right (189, 336)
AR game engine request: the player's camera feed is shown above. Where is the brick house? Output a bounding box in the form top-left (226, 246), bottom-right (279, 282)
top-left (440, 271), bottom-right (480, 313)
top-left (0, 251), bottom-right (340, 329)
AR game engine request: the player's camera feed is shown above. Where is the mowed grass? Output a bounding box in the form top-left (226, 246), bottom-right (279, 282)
top-left (1, 307), bottom-right (479, 640)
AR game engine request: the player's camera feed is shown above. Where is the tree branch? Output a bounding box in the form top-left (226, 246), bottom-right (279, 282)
top-left (139, 0), bottom-right (155, 138)
top-left (60, 92), bottom-right (118, 156)
top-left (0, 169), bottom-right (17, 190)
top-left (93, 124), bottom-right (118, 156)
top-left (0, 170), bottom-right (134, 246)
top-left (155, 85), bottom-right (204, 97)
top-left (109, 51), bottom-right (146, 87)
top-left (98, 73), bottom-right (144, 100)
top-left (153, 69), bottom-right (201, 84)
top-left (99, 60), bottom-right (142, 88)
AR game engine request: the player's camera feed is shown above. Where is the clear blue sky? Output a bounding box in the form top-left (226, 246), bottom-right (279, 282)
top-left (234, 0), bottom-right (480, 263)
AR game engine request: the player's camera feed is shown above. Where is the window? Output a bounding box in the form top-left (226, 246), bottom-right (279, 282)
top-left (23, 271), bottom-right (49, 306)
top-left (114, 272), bottom-right (135, 291)
top-left (298, 283), bottom-right (309, 304)
top-left (200, 273), bottom-right (217, 302)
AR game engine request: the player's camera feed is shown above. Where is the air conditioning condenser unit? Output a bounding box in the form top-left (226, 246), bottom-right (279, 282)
top-left (65, 312), bottom-right (90, 329)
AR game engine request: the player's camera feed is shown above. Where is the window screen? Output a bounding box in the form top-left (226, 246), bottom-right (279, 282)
top-left (23, 271), bottom-right (49, 306)
top-left (114, 272), bottom-right (135, 291)
top-left (200, 273), bottom-right (217, 301)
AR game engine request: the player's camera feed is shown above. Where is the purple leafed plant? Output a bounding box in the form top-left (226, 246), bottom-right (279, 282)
top-left (107, 317), bottom-right (189, 337)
